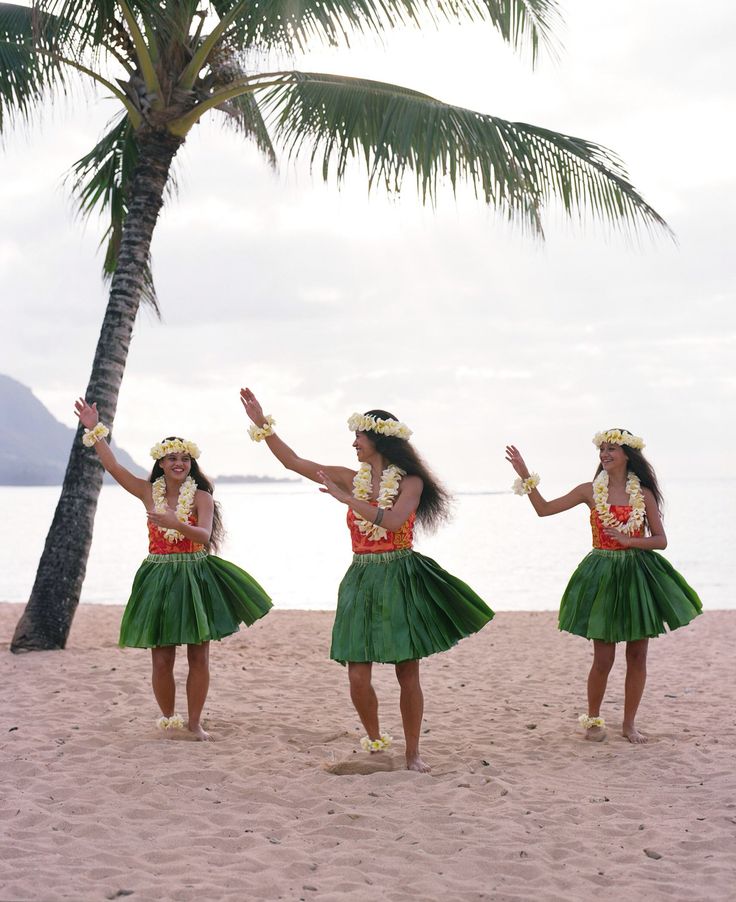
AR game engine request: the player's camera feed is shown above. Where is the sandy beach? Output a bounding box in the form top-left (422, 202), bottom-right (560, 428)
top-left (2, 604), bottom-right (734, 902)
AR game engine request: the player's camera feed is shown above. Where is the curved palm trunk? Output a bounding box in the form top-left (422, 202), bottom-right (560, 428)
top-left (11, 128), bottom-right (184, 652)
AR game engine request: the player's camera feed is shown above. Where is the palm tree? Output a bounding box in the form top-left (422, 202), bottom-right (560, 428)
top-left (2, 0), bottom-right (669, 651)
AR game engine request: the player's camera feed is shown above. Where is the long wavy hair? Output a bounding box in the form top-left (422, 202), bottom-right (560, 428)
top-left (149, 440), bottom-right (224, 551)
top-left (360, 409), bottom-right (451, 533)
top-left (594, 428), bottom-right (664, 521)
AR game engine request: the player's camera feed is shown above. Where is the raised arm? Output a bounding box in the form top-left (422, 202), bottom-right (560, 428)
top-left (75, 398), bottom-right (149, 501)
top-left (240, 387), bottom-right (355, 490)
top-left (505, 444), bottom-right (591, 516)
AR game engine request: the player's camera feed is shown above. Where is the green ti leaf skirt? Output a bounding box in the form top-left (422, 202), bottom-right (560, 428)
top-left (558, 548), bottom-right (702, 643)
top-left (119, 551), bottom-right (272, 648)
top-left (330, 549), bottom-right (494, 664)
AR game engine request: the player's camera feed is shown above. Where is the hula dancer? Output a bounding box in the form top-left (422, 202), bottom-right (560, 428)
top-left (241, 388), bottom-right (494, 772)
top-left (75, 398), bottom-right (272, 741)
top-left (506, 429), bottom-right (702, 744)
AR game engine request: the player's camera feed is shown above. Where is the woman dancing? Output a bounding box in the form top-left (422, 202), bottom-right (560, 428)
top-left (506, 428), bottom-right (701, 744)
top-left (75, 398), bottom-right (272, 740)
top-left (241, 389), bottom-right (494, 772)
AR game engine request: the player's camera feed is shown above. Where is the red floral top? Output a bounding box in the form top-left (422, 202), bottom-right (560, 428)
top-left (591, 505), bottom-right (644, 551)
top-left (347, 506), bottom-right (414, 554)
top-left (147, 517), bottom-right (205, 555)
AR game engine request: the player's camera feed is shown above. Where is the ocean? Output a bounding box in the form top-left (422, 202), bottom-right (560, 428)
top-left (1, 479), bottom-right (731, 611)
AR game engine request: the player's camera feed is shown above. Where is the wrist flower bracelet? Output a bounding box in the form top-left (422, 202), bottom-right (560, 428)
top-left (512, 473), bottom-right (540, 496)
top-left (248, 415), bottom-right (276, 443)
top-left (82, 422), bottom-right (110, 447)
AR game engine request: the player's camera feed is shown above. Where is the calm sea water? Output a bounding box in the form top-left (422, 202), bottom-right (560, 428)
top-left (1, 480), bottom-right (731, 610)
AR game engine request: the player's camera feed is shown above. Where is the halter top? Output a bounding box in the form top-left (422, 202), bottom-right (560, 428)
top-left (591, 505), bottom-right (644, 551)
top-left (347, 506), bottom-right (415, 554)
top-left (147, 516), bottom-right (204, 555)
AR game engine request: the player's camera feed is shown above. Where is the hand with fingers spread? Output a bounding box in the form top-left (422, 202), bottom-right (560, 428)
top-left (317, 469), bottom-right (351, 505)
top-left (239, 387), bottom-right (266, 427)
top-left (505, 444), bottom-right (531, 480)
top-left (74, 397), bottom-right (99, 430)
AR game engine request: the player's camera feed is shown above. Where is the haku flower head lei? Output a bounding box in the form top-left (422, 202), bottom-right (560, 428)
top-left (593, 429), bottom-right (645, 451)
top-left (593, 471), bottom-right (646, 536)
top-left (352, 464), bottom-right (405, 541)
top-left (152, 476), bottom-right (197, 543)
top-left (348, 413), bottom-right (412, 441)
top-left (150, 438), bottom-right (201, 460)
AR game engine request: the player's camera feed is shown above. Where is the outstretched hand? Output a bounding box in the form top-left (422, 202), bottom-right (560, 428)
top-left (317, 469), bottom-right (350, 505)
top-left (240, 387), bottom-right (266, 426)
top-left (75, 398), bottom-right (99, 430)
top-left (505, 445), bottom-right (531, 480)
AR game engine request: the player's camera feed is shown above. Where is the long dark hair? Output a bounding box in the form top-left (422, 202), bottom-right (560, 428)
top-left (361, 410), bottom-right (451, 533)
top-left (149, 439), bottom-right (224, 551)
top-left (594, 428), bottom-right (664, 520)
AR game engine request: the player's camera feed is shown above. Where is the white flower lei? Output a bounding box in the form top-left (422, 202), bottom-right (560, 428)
top-left (151, 476), bottom-right (197, 543)
top-left (592, 429), bottom-right (645, 451)
top-left (150, 438), bottom-right (201, 460)
top-left (592, 471), bottom-right (646, 536)
top-left (352, 463), bottom-right (405, 541)
top-left (348, 413), bottom-right (412, 440)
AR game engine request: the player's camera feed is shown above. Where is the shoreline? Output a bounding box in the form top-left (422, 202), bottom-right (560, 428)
top-left (2, 606), bottom-right (734, 901)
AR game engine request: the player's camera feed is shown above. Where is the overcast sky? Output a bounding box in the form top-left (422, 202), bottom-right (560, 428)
top-left (1, 0), bottom-right (734, 490)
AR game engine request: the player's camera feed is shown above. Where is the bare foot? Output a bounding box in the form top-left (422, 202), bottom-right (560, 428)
top-left (187, 722), bottom-right (212, 741)
top-left (622, 724), bottom-right (648, 744)
top-left (406, 752), bottom-right (431, 773)
top-left (584, 725), bottom-right (607, 742)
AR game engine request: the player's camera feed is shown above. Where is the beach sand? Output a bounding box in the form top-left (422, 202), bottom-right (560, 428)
top-left (2, 604), bottom-right (734, 902)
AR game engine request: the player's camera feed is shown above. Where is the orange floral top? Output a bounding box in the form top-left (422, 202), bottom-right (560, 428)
top-left (348, 506), bottom-right (414, 554)
top-left (591, 505), bottom-right (644, 551)
top-left (147, 517), bottom-right (204, 555)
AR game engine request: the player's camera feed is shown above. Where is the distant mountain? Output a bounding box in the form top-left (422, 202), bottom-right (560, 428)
top-left (0, 374), bottom-right (146, 485)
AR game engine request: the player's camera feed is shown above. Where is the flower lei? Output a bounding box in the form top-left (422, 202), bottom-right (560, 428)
top-left (360, 733), bottom-right (393, 752)
top-left (352, 463), bottom-right (405, 541)
top-left (248, 415), bottom-right (276, 442)
top-left (348, 413), bottom-right (412, 440)
top-left (82, 422), bottom-right (110, 447)
top-left (579, 714), bottom-right (605, 730)
top-left (151, 476), bottom-right (197, 543)
top-left (593, 429), bottom-right (645, 451)
top-left (512, 473), bottom-right (540, 496)
top-left (157, 713), bottom-right (184, 731)
top-left (592, 471), bottom-right (646, 535)
top-left (150, 438), bottom-right (201, 460)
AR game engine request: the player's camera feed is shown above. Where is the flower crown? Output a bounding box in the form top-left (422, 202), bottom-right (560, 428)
top-left (592, 429), bottom-right (645, 451)
top-left (150, 438), bottom-right (201, 460)
top-left (348, 413), bottom-right (412, 440)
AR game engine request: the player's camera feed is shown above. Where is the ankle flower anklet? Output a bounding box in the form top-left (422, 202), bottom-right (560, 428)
top-left (360, 733), bottom-right (393, 752)
top-left (157, 713), bottom-right (184, 731)
top-left (578, 714), bottom-right (605, 730)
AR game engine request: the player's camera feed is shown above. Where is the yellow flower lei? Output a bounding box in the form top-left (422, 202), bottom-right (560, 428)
top-left (352, 463), bottom-right (405, 541)
top-left (151, 476), bottom-right (197, 543)
top-left (82, 422), bottom-right (110, 447)
top-left (593, 471), bottom-right (646, 535)
top-left (248, 415), bottom-right (276, 442)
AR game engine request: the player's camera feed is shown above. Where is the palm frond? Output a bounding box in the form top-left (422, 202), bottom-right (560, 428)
top-left (261, 72), bottom-right (671, 236)
top-left (0, 2), bottom-right (66, 128)
top-left (209, 50), bottom-right (277, 166)
top-left (207, 0), bottom-right (559, 58)
top-left (68, 113), bottom-right (160, 312)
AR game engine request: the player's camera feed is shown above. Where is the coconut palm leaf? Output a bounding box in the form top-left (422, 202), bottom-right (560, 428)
top-left (69, 112), bottom-right (161, 311)
top-left (261, 71), bottom-right (669, 235)
top-left (209, 0), bottom-right (559, 58)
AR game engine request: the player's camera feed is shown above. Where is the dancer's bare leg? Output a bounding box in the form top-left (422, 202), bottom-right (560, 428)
top-left (585, 640), bottom-right (616, 741)
top-left (186, 641), bottom-right (211, 741)
top-left (395, 660), bottom-right (430, 772)
top-left (348, 662), bottom-right (380, 741)
top-left (623, 639), bottom-right (649, 743)
top-left (151, 646), bottom-right (176, 734)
